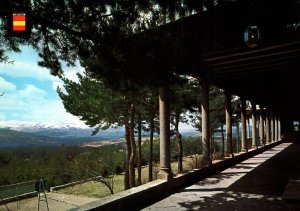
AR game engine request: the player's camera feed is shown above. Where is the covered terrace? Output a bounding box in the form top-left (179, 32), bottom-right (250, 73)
top-left (71, 0), bottom-right (300, 210)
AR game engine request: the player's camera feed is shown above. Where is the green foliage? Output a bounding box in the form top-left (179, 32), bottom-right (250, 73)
top-left (141, 138), bottom-right (160, 164)
top-left (58, 73), bottom-right (128, 134)
top-left (68, 145), bottom-right (125, 180)
top-left (0, 0), bottom-right (218, 87)
top-left (182, 136), bottom-right (202, 157)
top-left (0, 145), bottom-right (125, 190)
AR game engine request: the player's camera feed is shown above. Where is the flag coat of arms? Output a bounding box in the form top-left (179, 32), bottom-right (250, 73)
top-left (13, 13), bottom-right (26, 31)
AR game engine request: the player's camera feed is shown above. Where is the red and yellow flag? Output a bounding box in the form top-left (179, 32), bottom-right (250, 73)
top-left (13, 14), bottom-right (26, 31)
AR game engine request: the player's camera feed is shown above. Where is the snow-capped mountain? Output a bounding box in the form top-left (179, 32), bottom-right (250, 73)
top-left (0, 121), bottom-right (124, 139)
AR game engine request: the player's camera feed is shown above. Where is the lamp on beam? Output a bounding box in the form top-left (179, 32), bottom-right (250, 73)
top-left (244, 25), bottom-right (261, 48)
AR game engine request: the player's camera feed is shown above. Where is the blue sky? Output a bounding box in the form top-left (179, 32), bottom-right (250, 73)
top-left (0, 46), bottom-right (196, 132)
top-left (0, 46), bottom-right (86, 127)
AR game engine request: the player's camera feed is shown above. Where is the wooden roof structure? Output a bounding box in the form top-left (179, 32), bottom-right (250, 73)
top-left (137, 0), bottom-right (300, 118)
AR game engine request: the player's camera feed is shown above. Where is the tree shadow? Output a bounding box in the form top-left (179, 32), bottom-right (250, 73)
top-left (173, 144), bottom-right (300, 210)
top-left (177, 191), bottom-right (292, 211)
top-left (228, 144), bottom-right (300, 196)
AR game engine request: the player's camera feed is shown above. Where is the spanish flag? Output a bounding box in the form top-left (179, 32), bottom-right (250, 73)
top-left (13, 14), bottom-right (26, 31)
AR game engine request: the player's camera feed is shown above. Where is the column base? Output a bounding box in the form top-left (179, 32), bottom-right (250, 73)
top-left (201, 157), bottom-right (212, 167)
top-left (225, 152), bottom-right (234, 158)
top-left (157, 168), bottom-right (173, 181)
top-left (241, 147), bottom-right (248, 153)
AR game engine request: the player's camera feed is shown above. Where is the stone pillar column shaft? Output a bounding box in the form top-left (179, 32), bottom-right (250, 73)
top-left (247, 118), bottom-right (251, 138)
top-left (278, 116), bottom-right (281, 140)
top-left (225, 91), bottom-right (233, 157)
top-left (259, 106), bottom-right (265, 146)
top-left (275, 114), bottom-right (278, 141)
top-left (241, 97), bottom-right (248, 152)
top-left (201, 80), bottom-right (211, 166)
top-left (252, 103), bottom-right (257, 148)
top-left (158, 86), bottom-right (172, 180)
top-left (270, 114), bottom-right (273, 142)
top-left (266, 110), bottom-right (271, 144)
top-left (272, 114), bottom-right (276, 142)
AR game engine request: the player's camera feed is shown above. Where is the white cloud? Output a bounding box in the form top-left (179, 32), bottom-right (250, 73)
top-left (0, 47), bottom-right (87, 126)
top-left (0, 83), bottom-right (87, 127)
top-left (52, 81), bottom-right (64, 91)
top-left (0, 60), bottom-right (55, 81)
top-left (0, 60), bottom-right (84, 82)
top-left (19, 84), bottom-right (47, 98)
top-left (0, 77), bottom-right (16, 91)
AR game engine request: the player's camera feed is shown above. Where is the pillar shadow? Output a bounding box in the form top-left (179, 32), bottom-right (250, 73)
top-left (227, 143), bottom-right (300, 196)
top-left (176, 144), bottom-right (300, 211)
top-left (177, 191), bottom-right (292, 211)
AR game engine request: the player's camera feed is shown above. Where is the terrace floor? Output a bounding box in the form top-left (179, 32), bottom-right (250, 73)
top-left (143, 142), bottom-right (300, 210)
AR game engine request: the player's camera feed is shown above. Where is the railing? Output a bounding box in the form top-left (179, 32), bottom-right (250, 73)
top-left (0, 180), bottom-right (39, 206)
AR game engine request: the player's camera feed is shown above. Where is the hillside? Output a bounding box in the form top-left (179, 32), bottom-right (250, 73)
top-left (0, 129), bottom-right (61, 147)
top-left (0, 129), bottom-right (107, 147)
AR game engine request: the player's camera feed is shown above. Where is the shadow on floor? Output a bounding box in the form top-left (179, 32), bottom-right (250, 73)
top-left (177, 191), bottom-right (292, 211)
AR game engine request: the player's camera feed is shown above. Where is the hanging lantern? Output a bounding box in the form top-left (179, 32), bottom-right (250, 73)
top-left (244, 25), bottom-right (261, 48)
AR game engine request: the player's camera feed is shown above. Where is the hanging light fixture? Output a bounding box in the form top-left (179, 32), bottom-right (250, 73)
top-left (244, 25), bottom-right (261, 48)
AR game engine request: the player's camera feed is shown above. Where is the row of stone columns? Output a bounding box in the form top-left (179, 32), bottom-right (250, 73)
top-left (239, 104), bottom-right (281, 152)
top-left (157, 82), bottom-right (282, 180)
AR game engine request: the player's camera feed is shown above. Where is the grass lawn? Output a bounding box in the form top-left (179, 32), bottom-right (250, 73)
top-left (57, 155), bottom-right (203, 198)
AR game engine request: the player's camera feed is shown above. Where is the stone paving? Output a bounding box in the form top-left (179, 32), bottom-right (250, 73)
top-left (143, 143), bottom-right (300, 211)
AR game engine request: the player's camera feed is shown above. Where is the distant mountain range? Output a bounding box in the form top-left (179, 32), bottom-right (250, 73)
top-left (0, 123), bottom-right (125, 147)
top-left (0, 122), bottom-right (202, 147)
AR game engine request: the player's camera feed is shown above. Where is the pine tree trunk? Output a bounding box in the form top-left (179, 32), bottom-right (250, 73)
top-left (175, 111), bottom-right (183, 174)
top-left (137, 114), bottom-right (142, 186)
top-left (148, 118), bottom-right (154, 182)
top-left (129, 104), bottom-right (136, 188)
top-left (124, 119), bottom-right (130, 190)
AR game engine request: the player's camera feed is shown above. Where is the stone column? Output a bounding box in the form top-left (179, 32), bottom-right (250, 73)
top-left (270, 113), bottom-right (273, 142)
top-left (241, 97), bottom-right (248, 152)
top-left (266, 110), bottom-right (271, 144)
top-left (247, 117), bottom-right (251, 138)
top-left (225, 91), bottom-right (233, 157)
top-left (278, 115), bottom-right (281, 140)
top-left (275, 114), bottom-right (278, 141)
top-left (201, 80), bottom-right (211, 166)
top-left (259, 106), bottom-right (265, 146)
top-left (252, 103), bottom-right (257, 149)
top-left (158, 86), bottom-right (172, 180)
top-left (272, 113), bottom-right (276, 142)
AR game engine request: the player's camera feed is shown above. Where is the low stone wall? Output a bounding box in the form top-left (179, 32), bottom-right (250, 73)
top-left (68, 140), bottom-right (282, 211)
top-left (0, 191), bottom-right (38, 204)
top-left (68, 180), bottom-right (168, 211)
